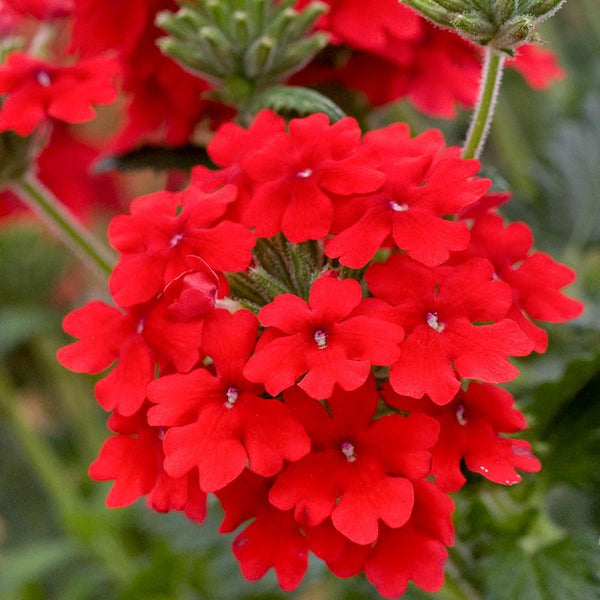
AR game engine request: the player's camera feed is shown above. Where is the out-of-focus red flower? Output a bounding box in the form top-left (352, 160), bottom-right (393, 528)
top-left (3, 0), bottom-right (73, 19)
top-left (295, 1), bottom-right (565, 117)
top-left (0, 52), bottom-right (118, 135)
top-left (0, 123), bottom-right (122, 221)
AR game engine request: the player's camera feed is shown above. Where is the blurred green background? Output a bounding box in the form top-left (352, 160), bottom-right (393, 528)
top-left (1, 2), bottom-right (599, 599)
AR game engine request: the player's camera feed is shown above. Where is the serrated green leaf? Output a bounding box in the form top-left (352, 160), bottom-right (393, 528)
top-left (248, 85), bottom-right (346, 121)
top-left (94, 145), bottom-right (215, 173)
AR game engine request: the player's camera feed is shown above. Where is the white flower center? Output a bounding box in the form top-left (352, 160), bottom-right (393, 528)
top-left (313, 329), bottom-right (327, 349)
top-left (136, 319), bottom-right (145, 335)
top-left (225, 387), bottom-right (238, 408)
top-left (37, 71), bottom-right (51, 87)
top-left (456, 404), bottom-right (467, 426)
top-left (426, 312), bottom-right (445, 333)
top-left (170, 233), bottom-right (184, 248)
top-left (297, 168), bottom-right (313, 178)
top-left (389, 200), bottom-right (409, 212)
top-left (340, 441), bottom-right (356, 462)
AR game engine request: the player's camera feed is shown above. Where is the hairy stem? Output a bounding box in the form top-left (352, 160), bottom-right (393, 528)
top-left (463, 47), bottom-right (506, 160)
top-left (13, 175), bottom-right (116, 278)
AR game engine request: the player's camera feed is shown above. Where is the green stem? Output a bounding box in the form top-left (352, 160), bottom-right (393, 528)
top-left (0, 369), bottom-right (136, 583)
top-left (463, 48), bottom-right (506, 160)
top-left (13, 175), bottom-right (116, 278)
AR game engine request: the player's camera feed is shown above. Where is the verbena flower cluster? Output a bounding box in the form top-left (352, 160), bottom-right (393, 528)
top-left (58, 110), bottom-right (582, 598)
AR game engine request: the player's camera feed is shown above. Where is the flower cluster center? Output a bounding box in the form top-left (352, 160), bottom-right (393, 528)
top-left (313, 329), bottom-right (328, 349)
top-left (170, 233), bottom-right (184, 248)
top-left (340, 441), bottom-right (357, 462)
top-left (36, 70), bottom-right (52, 87)
top-left (456, 404), bottom-right (467, 426)
top-left (426, 312), bottom-right (445, 333)
top-left (225, 386), bottom-right (239, 408)
top-left (389, 200), bottom-right (409, 212)
top-left (297, 168), bottom-right (313, 178)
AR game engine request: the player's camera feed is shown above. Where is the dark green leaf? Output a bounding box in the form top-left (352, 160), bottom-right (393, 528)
top-left (94, 145), bottom-right (215, 173)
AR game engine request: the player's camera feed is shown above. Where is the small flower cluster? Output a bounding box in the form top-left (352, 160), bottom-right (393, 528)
top-left (59, 110), bottom-right (582, 597)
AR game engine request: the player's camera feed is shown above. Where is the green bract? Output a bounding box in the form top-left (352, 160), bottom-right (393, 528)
top-left (401, 0), bottom-right (566, 54)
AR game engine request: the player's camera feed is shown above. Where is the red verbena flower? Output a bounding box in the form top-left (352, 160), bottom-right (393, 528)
top-left (461, 212), bottom-right (583, 352)
top-left (383, 382), bottom-right (542, 491)
top-left (108, 184), bottom-right (255, 307)
top-left (192, 109), bottom-right (287, 224)
top-left (269, 380), bottom-right (439, 544)
top-left (147, 309), bottom-right (310, 492)
top-left (89, 407), bottom-right (207, 523)
top-left (326, 124), bottom-right (490, 267)
top-left (244, 276), bottom-right (404, 398)
top-left (57, 290), bottom-right (206, 416)
top-left (217, 471), bottom-right (309, 591)
top-left (367, 255), bottom-right (534, 404)
top-left (0, 52), bottom-right (118, 135)
top-left (243, 113), bottom-right (384, 242)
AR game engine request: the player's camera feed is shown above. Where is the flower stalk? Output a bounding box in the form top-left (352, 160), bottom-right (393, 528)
top-left (13, 175), bottom-right (116, 278)
top-left (462, 47), bottom-right (506, 159)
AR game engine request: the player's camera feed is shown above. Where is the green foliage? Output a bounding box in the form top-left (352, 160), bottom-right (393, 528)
top-left (248, 84), bottom-right (347, 122)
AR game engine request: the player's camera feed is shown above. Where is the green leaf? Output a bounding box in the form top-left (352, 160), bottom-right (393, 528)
top-left (0, 307), bottom-right (59, 358)
top-left (0, 222), bottom-right (65, 304)
top-left (94, 145), bottom-right (215, 173)
top-left (0, 539), bottom-right (79, 596)
top-left (248, 85), bottom-right (347, 121)
top-left (479, 537), bottom-right (600, 600)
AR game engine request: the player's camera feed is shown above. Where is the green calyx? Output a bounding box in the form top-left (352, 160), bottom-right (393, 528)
top-left (157, 0), bottom-right (329, 108)
top-left (401, 0), bottom-right (567, 53)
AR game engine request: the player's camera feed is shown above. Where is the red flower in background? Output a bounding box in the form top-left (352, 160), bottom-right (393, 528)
top-left (295, 0), bottom-right (564, 116)
top-left (70, 0), bottom-right (215, 150)
top-left (3, 0), bottom-right (73, 20)
top-left (383, 382), bottom-right (541, 491)
top-left (244, 277), bottom-right (404, 398)
top-left (0, 52), bottom-right (118, 135)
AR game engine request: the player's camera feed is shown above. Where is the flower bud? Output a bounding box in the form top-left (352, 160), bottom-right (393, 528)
top-left (157, 0), bottom-right (330, 108)
top-left (401, 0), bottom-right (568, 52)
